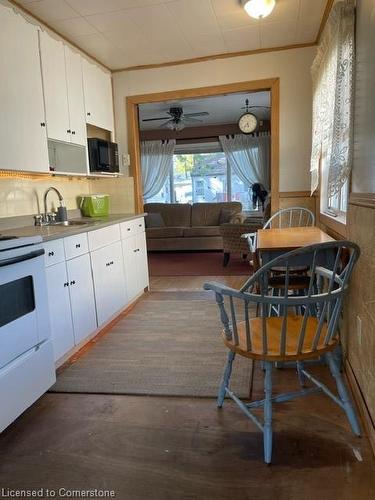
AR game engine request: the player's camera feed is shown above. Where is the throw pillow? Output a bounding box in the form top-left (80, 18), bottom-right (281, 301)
top-left (219, 208), bottom-right (236, 225)
top-left (145, 213), bottom-right (165, 228)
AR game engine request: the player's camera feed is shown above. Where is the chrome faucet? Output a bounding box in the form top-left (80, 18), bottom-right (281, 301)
top-left (44, 187), bottom-right (63, 215)
top-left (34, 187), bottom-right (68, 226)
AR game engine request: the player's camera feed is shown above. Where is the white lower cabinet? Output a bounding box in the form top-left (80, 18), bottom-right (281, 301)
top-left (66, 254), bottom-right (97, 345)
top-left (46, 261), bottom-right (75, 362)
top-left (45, 220), bottom-right (148, 361)
top-left (122, 227), bottom-right (149, 302)
top-left (91, 241), bottom-right (127, 326)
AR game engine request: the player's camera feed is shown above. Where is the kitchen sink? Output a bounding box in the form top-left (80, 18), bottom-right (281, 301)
top-left (53, 220), bottom-right (89, 226)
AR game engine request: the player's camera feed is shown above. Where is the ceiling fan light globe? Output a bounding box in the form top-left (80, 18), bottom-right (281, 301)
top-left (243, 0), bottom-right (276, 19)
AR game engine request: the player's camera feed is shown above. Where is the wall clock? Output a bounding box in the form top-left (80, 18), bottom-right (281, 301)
top-left (238, 112), bottom-right (258, 134)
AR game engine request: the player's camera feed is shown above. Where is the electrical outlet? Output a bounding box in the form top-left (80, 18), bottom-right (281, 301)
top-left (122, 154), bottom-right (130, 167)
top-left (356, 315), bottom-right (362, 345)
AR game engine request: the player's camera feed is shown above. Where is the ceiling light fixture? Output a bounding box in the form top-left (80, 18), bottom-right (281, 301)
top-left (242, 0), bottom-right (276, 20)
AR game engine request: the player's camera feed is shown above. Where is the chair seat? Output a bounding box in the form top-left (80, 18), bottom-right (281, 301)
top-left (222, 315), bottom-right (338, 361)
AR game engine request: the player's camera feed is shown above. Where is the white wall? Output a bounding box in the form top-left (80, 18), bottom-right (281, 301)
top-left (113, 46), bottom-right (316, 192)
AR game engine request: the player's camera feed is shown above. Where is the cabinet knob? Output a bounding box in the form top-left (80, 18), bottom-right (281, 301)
top-left (87, 112), bottom-right (91, 116)
top-left (48, 251), bottom-right (54, 257)
top-left (70, 280), bottom-right (76, 285)
top-left (64, 282), bottom-right (69, 287)
top-left (67, 129), bottom-right (71, 133)
top-left (75, 243), bottom-right (81, 248)
top-left (72, 131), bottom-right (76, 135)
top-left (127, 228), bottom-right (131, 231)
top-left (40, 122), bottom-right (46, 127)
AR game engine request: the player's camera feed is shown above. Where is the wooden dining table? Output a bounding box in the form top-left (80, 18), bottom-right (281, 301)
top-left (256, 226), bottom-right (334, 264)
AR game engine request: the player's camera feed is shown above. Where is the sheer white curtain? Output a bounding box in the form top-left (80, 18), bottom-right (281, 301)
top-left (141, 140), bottom-right (176, 201)
top-left (310, 0), bottom-right (355, 195)
top-left (219, 133), bottom-right (270, 191)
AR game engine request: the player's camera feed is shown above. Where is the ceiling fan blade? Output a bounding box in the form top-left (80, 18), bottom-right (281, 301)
top-left (142, 116), bottom-right (171, 122)
top-left (159, 119), bottom-right (174, 128)
top-left (184, 112), bottom-right (209, 117)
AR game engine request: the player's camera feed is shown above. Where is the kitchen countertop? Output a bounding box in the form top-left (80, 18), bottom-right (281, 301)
top-left (0, 213), bottom-right (146, 242)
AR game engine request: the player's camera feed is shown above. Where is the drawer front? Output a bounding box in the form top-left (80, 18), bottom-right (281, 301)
top-left (64, 233), bottom-right (89, 260)
top-left (87, 224), bottom-right (121, 251)
top-left (43, 239), bottom-right (65, 267)
top-left (120, 218), bottom-right (145, 239)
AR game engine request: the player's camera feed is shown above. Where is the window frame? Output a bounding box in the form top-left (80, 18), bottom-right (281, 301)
top-left (318, 157), bottom-right (348, 237)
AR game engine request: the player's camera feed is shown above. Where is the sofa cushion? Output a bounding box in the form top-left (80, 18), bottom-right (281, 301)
top-left (191, 202), bottom-right (242, 226)
top-left (144, 203), bottom-right (191, 227)
top-left (146, 227), bottom-right (185, 239)
top-left (183, 226), bottom-right (221, 238)
top-left (145, 213), bottom-right (165, 228)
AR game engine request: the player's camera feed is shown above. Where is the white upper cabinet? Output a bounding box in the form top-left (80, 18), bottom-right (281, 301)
top-left (40, 32), bottom-right (87, 147)
top-left (82, 58), bottom-right (114, 133)
top-left (39, 31), bottom-right (70, 143)
top-left (0, 7), bottom-right (49, 172)
top-left (64, 46), bottom-right (87, 146)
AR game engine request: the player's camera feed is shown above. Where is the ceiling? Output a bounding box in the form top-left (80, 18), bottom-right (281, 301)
top-left (15, 0), bottom-right (327, 70)
top-left (138, 91), bottom-right (271, 130)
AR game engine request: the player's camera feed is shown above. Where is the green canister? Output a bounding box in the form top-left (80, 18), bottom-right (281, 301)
top-left (80, 194), bottom-right (110, 217)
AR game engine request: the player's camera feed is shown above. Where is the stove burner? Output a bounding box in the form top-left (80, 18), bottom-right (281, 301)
top-left (0, 235), bottom-right (18, 241)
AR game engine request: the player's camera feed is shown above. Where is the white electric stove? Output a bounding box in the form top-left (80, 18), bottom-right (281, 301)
top-left (0, 234), bottom-right (55, 432)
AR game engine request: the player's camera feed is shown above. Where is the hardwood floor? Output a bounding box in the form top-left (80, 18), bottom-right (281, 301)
top-left (0, 273), bottom-right (375, 499)
top-left (150, 275), bottom-right (248, 291)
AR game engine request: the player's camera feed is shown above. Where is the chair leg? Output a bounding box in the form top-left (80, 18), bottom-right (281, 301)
top-left (263, 361), bottom-right (273, 464)
top-left (326, 352), bottom-right (361, 436)
top-left (296, 361), bottom-right (306, 387)
top-left (217, 351), bottom-right (235, 408)
top-left (223, 252), bottom-right (230, 267)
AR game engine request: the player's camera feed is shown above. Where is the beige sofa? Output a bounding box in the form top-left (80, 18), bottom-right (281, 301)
top-left (144, 202), bottom-right (242, 251)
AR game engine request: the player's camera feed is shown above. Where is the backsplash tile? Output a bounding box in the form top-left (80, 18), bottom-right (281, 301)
top-left (0, 174), bottom-right (135, 219)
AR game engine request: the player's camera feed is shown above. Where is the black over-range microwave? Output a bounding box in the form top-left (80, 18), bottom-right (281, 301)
top-left (87, 138), bottom-right (119, 173)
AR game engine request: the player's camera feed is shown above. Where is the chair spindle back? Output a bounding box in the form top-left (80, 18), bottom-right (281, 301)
top-left (204, 241), bottom-right (359, 359)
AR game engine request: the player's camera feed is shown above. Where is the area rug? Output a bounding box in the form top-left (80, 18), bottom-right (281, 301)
top-left (148, 251), bottom-right (251, 276)
top-left (50, 292), bottom-right (253, 398)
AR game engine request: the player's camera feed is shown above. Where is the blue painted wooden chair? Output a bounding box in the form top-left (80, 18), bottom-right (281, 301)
top-left (203, 240), bottom-right (361, 464)
top-left (263, 206), bottom-right (315, 229)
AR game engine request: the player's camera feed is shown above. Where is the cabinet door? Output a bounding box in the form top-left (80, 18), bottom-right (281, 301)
top-left (66, 254), bottom-right (97, 345)
top-left (65, 46), bottom-right (87, 146)
top-left (82, 58), bottom-right (114, 132)
top-left (45, 262), bottom-right (75, 362)
top-left (91, 241), bottom-right (126, 326)
top-left (0, 8), bottom-right (48, 172)
top-left (39, 31), bottom-right (70, 143)
top-left (122, 235), bottom-right (139, 302)
top-left (136, 232), bottom-right (149, 292)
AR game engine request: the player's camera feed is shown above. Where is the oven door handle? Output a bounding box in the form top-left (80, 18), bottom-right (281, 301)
top-left (0, 248), bottom-right (45, 268)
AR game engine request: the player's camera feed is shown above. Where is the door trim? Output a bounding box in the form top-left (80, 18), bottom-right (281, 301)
top-left (126, 78), bottom-right (280, 213)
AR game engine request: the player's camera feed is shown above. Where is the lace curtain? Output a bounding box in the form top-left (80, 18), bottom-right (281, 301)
top-left (219, 133), bottom-right (270, 191)
top-left (140, 140), bottom-right (176, 201)
top-left (310, 0), bottom-right (355, 195)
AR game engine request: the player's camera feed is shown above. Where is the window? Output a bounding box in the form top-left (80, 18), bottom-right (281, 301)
top-left (311, 1), bottom-right (355, 227)
top-left (147, 151), bottom-right (260, 212)
top-left (320, 153), bottom-right (349, 220)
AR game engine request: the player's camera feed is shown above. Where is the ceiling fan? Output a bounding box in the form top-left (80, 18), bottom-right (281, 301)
top-left (141, 106), bottom-right (209, 131)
